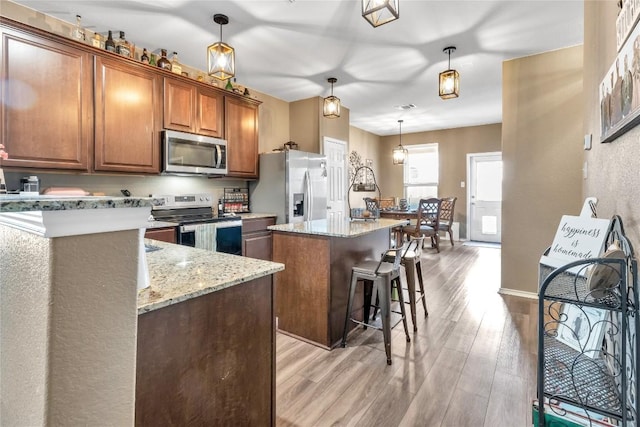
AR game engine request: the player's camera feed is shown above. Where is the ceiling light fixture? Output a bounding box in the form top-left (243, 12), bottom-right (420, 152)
top-left (207, 14), bottom-right (235, 80)
top-left (439, 46), bottom-right (460, 99)
top-left (362, 0), bottom-right (399, 28)
top-left (323, 77), bottom-right (341, 118)
top-left (392, 119), bottom-right (408, 165)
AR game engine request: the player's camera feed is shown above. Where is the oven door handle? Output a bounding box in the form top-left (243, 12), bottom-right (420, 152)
top-left (180, 224), bottom-right (204, 233)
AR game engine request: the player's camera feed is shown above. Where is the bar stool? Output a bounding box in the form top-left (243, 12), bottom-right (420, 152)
top-left (341, 248), bottom-right (411, 365)
top-left (383, 236), bottom-right (428, 332)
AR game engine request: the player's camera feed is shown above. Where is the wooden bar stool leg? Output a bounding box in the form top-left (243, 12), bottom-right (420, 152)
top-left (402, 260), bottom-right (418, 331)
top-left (415, 259), bottom-right (428, 316)
top-left (342, 271), bottom-right (359, 347)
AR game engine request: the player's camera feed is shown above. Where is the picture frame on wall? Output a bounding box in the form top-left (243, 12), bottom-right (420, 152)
top-left (600, 14), bottom-right (640, 143)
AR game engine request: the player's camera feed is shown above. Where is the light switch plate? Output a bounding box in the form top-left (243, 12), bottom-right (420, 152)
top-left (460, 181), bottom-right (465, 188)
top-left (584, 134), bottom-right (592, 150)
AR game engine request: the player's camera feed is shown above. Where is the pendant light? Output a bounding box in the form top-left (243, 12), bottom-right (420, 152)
top-left (323, 77), bottom-right (341, 118)
top-left (439, 46), bottom-right (460, 99)
top-left (208, 14), bottom-right (235, 80)
top-left (362, 0), bottom-right (399, 28)
top-left (392, 119), bottom-right (408, 165)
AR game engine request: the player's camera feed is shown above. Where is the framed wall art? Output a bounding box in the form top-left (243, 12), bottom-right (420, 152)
top-left (601, 4), bottom-right (640, 143)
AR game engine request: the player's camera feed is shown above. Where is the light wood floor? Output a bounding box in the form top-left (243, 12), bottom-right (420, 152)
top-left (275, 242), bottom-right (538, 427)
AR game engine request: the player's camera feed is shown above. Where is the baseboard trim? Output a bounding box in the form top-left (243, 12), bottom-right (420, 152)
top-left (498, 288), bottom-right (539, 300)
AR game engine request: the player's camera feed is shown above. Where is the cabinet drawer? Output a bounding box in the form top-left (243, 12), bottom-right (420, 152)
top-left (144, 227), bottom-right (176, 244)
top-left (242, 217), bottom-right (276, 234)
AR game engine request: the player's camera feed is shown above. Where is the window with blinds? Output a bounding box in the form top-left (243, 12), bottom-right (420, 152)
top-left (403, 143), bottom-right (439, 208)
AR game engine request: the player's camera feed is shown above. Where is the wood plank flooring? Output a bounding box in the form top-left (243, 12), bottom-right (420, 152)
top-left (275, 242), bottom-right (538, 427)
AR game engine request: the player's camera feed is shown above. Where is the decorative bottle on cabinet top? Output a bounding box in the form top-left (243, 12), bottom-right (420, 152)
top-left (157, 49), bottom-right (172, 70)
top-left (73, 15), bottom-right (85, 42)
top-left (116, 31), bottom-right (131, 58)
top-left (105, 30), bottom-right (116, 52)
top-left (170, 52), bottom-right (182, 75)
top-left (141, 48), bottom-right (149, 64)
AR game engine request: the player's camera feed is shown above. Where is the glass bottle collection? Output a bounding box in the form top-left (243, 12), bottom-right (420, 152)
top-left (69, 14), bottom-right (249, 94)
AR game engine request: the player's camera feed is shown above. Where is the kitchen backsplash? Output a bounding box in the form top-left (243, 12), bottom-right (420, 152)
top-left (4, 171), bottom-right (247, 202)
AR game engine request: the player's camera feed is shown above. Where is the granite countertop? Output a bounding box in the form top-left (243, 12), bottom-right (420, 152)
top-left (145, 220), bottom-right (179, 229)
top-left (239, 212), bottom-right (277, 220)
top-left (0, 195), bottom-right (160, 212)
top-left (268, 218), bottom-right (408, 238)
top-left (138, 240), bottom-right (284, 313)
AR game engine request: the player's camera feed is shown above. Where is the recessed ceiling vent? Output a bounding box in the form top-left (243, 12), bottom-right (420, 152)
top-left (394, 104), bottom-right (416, 110)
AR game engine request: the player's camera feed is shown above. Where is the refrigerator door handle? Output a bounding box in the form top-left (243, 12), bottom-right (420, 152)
top-left (304, 170), bottom-right (312, 221)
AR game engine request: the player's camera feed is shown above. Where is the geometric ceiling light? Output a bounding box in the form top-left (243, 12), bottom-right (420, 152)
top-left (439, 46), bottom-right (460, 99)
top-left (362, 0), bottom-right (399, 28)
top-left (392, 119), bottom-right (408, 165)
top-left (207, 14), bottom-right (235, 80)
top-left (323, 77), bottom-right (341, 118)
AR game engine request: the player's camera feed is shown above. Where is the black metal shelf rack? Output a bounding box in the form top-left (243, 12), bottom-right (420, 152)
top-left (537, 215), bottom-right (639, 426)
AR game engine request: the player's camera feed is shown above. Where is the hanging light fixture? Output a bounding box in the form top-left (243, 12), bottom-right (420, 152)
top-left (392, 119), bottom-right (408, 165)
top-left (362, 0), bottom-right (399, 28)
top-left (207, 14), bottom-right (235, 80)
top-left (323, 77), bottom-right (341, 118)
top-left (439, 46), bottom-right (460, 99)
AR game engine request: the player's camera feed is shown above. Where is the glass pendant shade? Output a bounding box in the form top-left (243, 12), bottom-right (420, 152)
top-left (392, 119), bottom-right (407, 165)
top-left (362, 0), bottom-right (399, 28)
top-left (439, 46), bottom-right (459, 99)
top-left (323, 78), bottom-right (341, 118)
top-left (208, 14), bottom-right (235, 80)
top-left (439, 69), bottom-right (459, 99)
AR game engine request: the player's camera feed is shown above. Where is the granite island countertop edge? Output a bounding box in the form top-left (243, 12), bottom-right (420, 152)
top-left (138, 240), bottom-right (284, 314)
top-left (268, 218), bottom-right (408, 238)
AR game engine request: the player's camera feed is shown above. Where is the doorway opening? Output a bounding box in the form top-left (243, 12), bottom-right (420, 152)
top-left (467, 152), bottom-right (502, 244)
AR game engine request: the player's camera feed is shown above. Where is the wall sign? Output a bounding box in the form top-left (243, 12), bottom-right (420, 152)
top-left (617, 0), bottom-right (640, 52)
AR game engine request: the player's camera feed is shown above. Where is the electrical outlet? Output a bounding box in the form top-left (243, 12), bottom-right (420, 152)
top-left (584, 134), bottom-right (592, 150)
top-left (460, 181), bottom-right (465, 188)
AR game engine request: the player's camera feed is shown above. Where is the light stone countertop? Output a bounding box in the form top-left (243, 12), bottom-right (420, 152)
top-left (268, 218), bottom-right (408, 238)
top-left (0, 195), bottom-right (160, 212)
top-left (138, 240), bottom-right (284, 314)
top-left (144, 220), bottom-right (179, 229)
top-left (239, 212), bottom-right (277, 220)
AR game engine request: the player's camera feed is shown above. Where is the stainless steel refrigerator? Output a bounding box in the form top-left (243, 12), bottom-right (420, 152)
top-left (250, 150), bottom-right (327, 224)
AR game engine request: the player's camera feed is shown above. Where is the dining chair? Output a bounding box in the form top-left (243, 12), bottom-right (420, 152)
top-left (402, 198), bottom-right (442, 253)
top-left (438, 197), bottom-right (457, 246)
top-left (363, 197), bottom-right (379, 218)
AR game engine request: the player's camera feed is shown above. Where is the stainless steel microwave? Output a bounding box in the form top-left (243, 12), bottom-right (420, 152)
top-left (162, 130), bottom-right (228, 176)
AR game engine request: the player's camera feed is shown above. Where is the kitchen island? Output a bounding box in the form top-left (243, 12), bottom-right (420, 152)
top-left (269, 218), bottom-right (408, 349)
top-left (136, 240), bottom-right (284, 426)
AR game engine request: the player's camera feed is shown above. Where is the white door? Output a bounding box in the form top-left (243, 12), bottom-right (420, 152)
top-left (467, 152), bottom-right (502, 243)
top-left (323, 137), bottom-right (347, 220)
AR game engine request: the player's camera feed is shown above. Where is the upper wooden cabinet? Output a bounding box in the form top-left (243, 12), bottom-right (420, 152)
top-left (0, 23), bottom-right (92, 171)
top-left (164, 78), bottom-right (224, 138)
top-left (225, 97), bottom-right (259, 178)
top-left (94, 56), bottom-right (162, 173)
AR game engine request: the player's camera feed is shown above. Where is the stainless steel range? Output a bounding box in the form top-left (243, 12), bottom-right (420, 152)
top-left (151, 193), bottom-right (242, 255)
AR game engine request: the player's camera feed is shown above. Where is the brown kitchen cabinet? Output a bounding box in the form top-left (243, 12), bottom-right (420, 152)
top-left (136, 275), bottom-right (275, 426)
top-left (242, 216), bottom-right (276, 261)
top-left (94, 55), bottom-right (162, 173)
top-left (144, 227), bottom-right (176, 244)
top-left (0, 20), bottom-right (92, 171)
top-left (163, 77), bottom-right (224, 138)
top-left (225, 97), bottom-right (260, 178)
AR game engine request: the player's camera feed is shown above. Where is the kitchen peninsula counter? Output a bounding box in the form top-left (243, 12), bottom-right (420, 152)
top-left (269, 218), bottom-right (408, 349)
top-left (135, 240), bottom-right (283, 426)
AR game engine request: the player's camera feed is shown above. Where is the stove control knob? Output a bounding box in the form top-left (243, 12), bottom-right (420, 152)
top-left (206, 197), bottom-right (211, 202)
top-left (199, 196), bottom-right (204, 201)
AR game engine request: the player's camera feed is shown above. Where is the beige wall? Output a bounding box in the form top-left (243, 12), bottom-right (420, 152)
top-left (501, 45), bottom-right (584, 295)
top-left (257, 91), bottom-right (290, 154)
top-left (0, 227), bottom-right (139, 425)
top-left (348, 126), bottom-right (382, 208)
top-left (378, 123), bottom-right (502, 238)
top-left (290, 97), bottom-right (350, 154)
top-left (583, 1), bottom-right (640, 247)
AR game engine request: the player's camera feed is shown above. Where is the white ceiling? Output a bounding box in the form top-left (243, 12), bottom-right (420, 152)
top-left (12, 0), bottom-right (584, 136)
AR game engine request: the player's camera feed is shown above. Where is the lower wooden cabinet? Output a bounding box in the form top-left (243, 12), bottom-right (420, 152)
top-left (144, 227), bottom-right (176, 244)
top-left (242, 217), bottom-right (276, 261)
top-left (136, 275), bottom-right (275, 426)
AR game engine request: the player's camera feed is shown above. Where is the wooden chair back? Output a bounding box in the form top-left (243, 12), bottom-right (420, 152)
top-left (416, 198), bottom-right (441, 231)
top-left (439, 197), bottom-right (457, 225)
